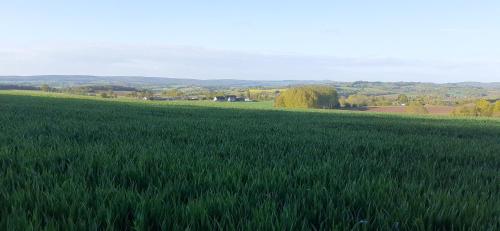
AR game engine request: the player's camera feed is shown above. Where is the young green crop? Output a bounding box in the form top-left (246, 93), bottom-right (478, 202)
top-left (1, 91), bottom-right (499, 230)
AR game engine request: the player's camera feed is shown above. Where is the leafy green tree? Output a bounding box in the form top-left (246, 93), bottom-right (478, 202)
top-left (373, 96), bottom-right (392, 106)
top-left (475, 99), bottom-right (493, 117)
top-left (397, 94), bottom-right (409, 105)
top-left (274, 93), bottom-right (285, 107)
top-left (274, 86), bottom-right (339, 109)
top-left (315, 86), bottom-right (340, 108)
top-left (338, 96), bottom-right (348, 107)
top-left (346, 94), bottom-right (369, 107)
top-left (494, 101), bottom-right (500, 116)
top-left (405, 102), bottom-right (428, 114)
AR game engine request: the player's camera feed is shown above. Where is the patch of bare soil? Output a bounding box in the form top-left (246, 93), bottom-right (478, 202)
top-left (345, 105), bottom-right (455, 115)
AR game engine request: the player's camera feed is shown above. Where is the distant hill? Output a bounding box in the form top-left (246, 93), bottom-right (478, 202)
top-left (0, 75), bottom-right (327, 88)
top-left (1, 75), bottom-right (499, 98)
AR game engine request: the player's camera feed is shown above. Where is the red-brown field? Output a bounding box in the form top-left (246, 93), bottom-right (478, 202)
top-left (346, 105), bottom-right (455, 115)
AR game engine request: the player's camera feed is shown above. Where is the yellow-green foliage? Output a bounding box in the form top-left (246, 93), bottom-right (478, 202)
top-left (452, 99), bottom-right (497, 117)
top-left (452, 104), bottom-right (477, 116)
top-left (248, 88), bottom-right (283, 101)
top-left (493, 101), bottom-right (500, 116)
top-left (475, 99), bottom-right (493, 117)
top-left (249, 88), bottom-right (287, 94)
top-left (405, 102), bottom-right (428, 114)
top-left (274, 86), bottom-right (339, 109)
top-left (346, 94), bottom-right (369, 107)
top-left (338, 96), bottom-right (348, 107)
top-left (397, 94), bottom-right (409, 104)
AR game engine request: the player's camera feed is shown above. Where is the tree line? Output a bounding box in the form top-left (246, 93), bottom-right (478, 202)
top-left (452, 99), bottom-right (500, 117)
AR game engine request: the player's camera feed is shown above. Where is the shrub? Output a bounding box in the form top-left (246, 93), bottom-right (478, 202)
top-left (405, 102), bottom-right (428, 114)
top-left (452, 104), bottom-right (477, 116)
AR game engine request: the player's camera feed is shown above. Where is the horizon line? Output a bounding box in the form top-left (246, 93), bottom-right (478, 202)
top-left (1, 74), bottom-right (499, 84)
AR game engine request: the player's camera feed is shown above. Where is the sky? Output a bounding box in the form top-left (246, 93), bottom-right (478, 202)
top-left (1, 0), bottom-right (499, 82)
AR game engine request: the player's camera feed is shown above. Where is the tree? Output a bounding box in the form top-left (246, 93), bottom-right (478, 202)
top-left (405, 102), bottom-right (428, 114)
top-left (373, 96), bottom-right (392, 106)
top-left (40, 84), bottom-right (50, 92)
top-left (494, 101), bottom-right (500, 116)
top-left (245, 89), bottom-right (251, 99)
top-left (107, 90), bottom-right (117, 98)
top-left (397, 94), bottom-right (409, 105)
top-left (451, 104), bottom-right (477, 116)
top-left (338, 96), bottom-right (348, 107)
top-left (127, 91), bottom-right (138, 98)
top-left (475, 99), bottom-right (493, 117)
top-left (274, 86), bottom-right (339, 109)
top-left (315, 86), bottom-right (340, 109)
top-left (274, 93), bottom-right (285, 107)
top-left (139, 90), bottom-right (153, 98)
top-left (346, 94), bottom-right (369, 107)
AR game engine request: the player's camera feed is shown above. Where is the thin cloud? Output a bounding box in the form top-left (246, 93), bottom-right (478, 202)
top-left (0, 44), bottom-right (498, 82)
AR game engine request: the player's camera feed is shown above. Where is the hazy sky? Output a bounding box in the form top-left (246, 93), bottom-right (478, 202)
top-left (1, 1), bottom-right (499, 82)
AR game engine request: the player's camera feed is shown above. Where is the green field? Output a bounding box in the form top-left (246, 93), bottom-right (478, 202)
top-left (1, 91), bottom-right (499, 230)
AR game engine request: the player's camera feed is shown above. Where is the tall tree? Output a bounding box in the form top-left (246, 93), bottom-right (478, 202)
top-left (346, 94), bottom-right (369, 107)
top-left (493, 101), bottom-right (500, 116)
top-left (397, 94), bottom-right (409, 104)
top-left (475, 99), bottom-right (493, 116)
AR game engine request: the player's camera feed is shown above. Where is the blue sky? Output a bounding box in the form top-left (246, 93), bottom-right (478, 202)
top-left (1, 1), bottom-right (499, 82)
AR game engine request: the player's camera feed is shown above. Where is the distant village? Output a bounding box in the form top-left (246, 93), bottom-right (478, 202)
top-left (143, 95), bottom-right (252, 102)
